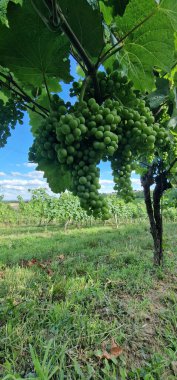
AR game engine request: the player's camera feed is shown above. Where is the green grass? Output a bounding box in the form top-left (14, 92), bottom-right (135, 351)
top-left (0, 221), bottom-right (177, 379)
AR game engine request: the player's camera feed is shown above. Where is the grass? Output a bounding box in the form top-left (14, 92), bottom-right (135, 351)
top-left (0, 221), bottom-right (177, 379)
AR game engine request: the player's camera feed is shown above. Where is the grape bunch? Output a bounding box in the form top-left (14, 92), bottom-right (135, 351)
top-left (70, 69), bottom-right (136, 106)
top-left (29, 95), bottom-right (69, 163)
top-left (110, 100), bottom-right (162, 201)
top-left (54, 97), bottom-right (122, 218)
top-left (0, 97), bottom-right (24, 148)
top-left (72, 162), bottom-right (109, 218)
top-left (30, 67), bottom-right (171, 217)
top-left (69, 68), bottom-right (171, 203)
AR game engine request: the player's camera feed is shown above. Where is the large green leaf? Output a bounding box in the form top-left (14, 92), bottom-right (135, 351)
top-left (160, 0), bottom-right (177, 32)
top-left (0, 0), bottom-right (71, 86)
top-left (114, 0), bottom-right (177, 91)
top-left (37, 160), bottom-right (72, 193)
top-left (58, 0), bottom-right (104, 59)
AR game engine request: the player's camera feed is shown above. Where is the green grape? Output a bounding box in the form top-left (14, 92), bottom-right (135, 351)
top-left (29, 95), bottom-right (66, 164)
top-left (30, 77), bottom-right (165, 217)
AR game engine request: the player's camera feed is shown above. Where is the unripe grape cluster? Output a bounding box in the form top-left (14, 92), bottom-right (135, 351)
top-left (0, 97), bottom-right (24, 148)
top-left (70, 69), bottom-right (136, 106)
top-left (29, 68), bottom-right (173, 217)
top-left (108, 99), bottom-right (157, 200)
top-left (54, 97), bottom-right (121, 218)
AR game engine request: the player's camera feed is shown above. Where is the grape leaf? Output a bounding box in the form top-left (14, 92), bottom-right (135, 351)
top-left (99, 0), bottom-right (130, 24)
top-left (160, 0), bottom-right (177, 31)
top-left (99, 2), bottom-right (113, 25)
top-left (0, 90), bottom-right (8, 103)
top-left (29, 95), bottom-right (50, 135)
top-left (147, 78), bottom-right (170, 109)
top-left (58, 0), bottom-right (104, 58)
top-left (114, 0), bottom-right (177, 91)
top-left (115, 0), bottom-right (130, 16)
top-left (46, 79), bottom-right (62, 93)
top-left (76, 65), bottom-right (85, 78)
top-left (0, 0), bottom-right (72, 86)
top-left (0, 0), bottom-right (22, 25)
top-left (36, 160), bottom-right (72, 193)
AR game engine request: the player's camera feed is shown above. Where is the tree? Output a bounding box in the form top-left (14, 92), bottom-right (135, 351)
top-left (0, 0), bottom-right (177, 264)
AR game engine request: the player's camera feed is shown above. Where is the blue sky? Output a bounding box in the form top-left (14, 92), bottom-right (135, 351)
top-left (0, 59), bottom-right (141, 200)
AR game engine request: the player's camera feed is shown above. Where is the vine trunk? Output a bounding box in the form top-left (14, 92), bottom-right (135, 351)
top-left (141, 169), bottom-right (171, 266)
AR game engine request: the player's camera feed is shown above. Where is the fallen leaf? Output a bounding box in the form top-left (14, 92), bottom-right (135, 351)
top-left (100, 351), bottom-right (112, 360)
top-left (27, 259), bottom-right (38, 267)
top-left (56, 255), bottom-right (65, 261)
top-left (110, 338), bottom-right (123, 357)
top-left (20, 258), bottom-right (54, 276)
top-left (47, 269), bottom-right (54, 276)
top-left (96, 338), bottom-right (123, 360)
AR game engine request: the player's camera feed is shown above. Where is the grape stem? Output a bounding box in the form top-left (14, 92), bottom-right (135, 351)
top-left (32, 0), bottom-right (102, 103)
top-left (79, 76), bottom-right (90, 102)
top-left (0, 74), bottom-right (49, 117)
top-left (0, 79), bottom-right (46, 118)
top-left (32, 0), bottom-right (94, 75)
top-left (97, 44), bottom-right (123, 68)
top-left (55, 2), bottom-right (101, 102)
top-left (153, 100), bottom-right (168, 121)
top-left (98, 10), bottom-right (156, 67)
top-left (69, 49), bottom-right (87, 74)
top-left (43, 72), bottom-right (51, 106)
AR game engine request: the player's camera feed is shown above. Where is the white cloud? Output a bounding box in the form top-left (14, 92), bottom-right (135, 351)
top-left (0, 168), bottom-right (142, 200)
top-left (100, 179), bottom-right (114, 185)
top-left (0, 179), bottom-right (46, 187)
top-left (24, 162), bottom-right (37, 168)
top-left (25, 171), bottom-right (44, 179)
top-left (11, 171), bottom-right (23, 176)
top-left (0, 177), bottom-right (49, 201)
top-left (99, 179), bottom-right (114, 194)
top-left (100, 186), bottom-right (114, 194)
top-left (131, 178), bottom-right (141, 186)
top-left (0, 168), bottom-right (48, 200)
top-left (3, 185), bottom-right (26, 191)
top-left (11, 171), bottom-right (44, 179)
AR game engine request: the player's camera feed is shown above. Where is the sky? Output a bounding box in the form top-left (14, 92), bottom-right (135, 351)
top-left (0, 59), bottom-right (141, 201)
